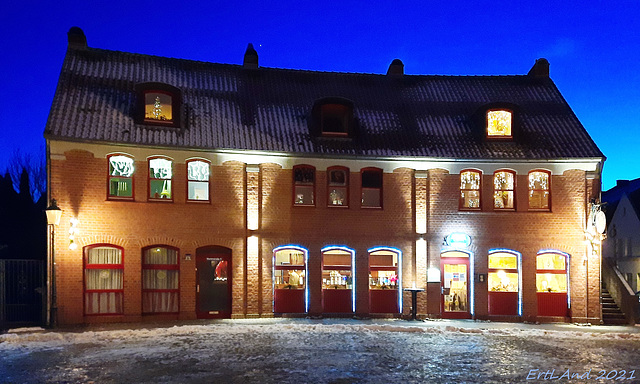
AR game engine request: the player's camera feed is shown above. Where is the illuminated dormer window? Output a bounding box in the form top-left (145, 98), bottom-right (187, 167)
top-left (487, 110), bottom-right (512, 138)
top-left (145, 92), bottom-right (173, 122)
top-left (136, 83), bottom-right (181, 128)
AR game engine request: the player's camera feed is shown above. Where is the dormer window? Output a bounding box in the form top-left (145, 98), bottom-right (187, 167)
top-left (136, 83), bottom-right (181, 128)
top-left (321, 104), bottom-right (350, 136)
top-left (487, 110), bottom-right (512, 138)
top-left (312, 98), bottom-right (354, 137)
top-left (145, 92), bottom-right (173, 122)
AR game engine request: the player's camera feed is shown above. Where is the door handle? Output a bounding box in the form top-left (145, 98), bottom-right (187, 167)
top-left (197, 285), bottom-right (200, 293)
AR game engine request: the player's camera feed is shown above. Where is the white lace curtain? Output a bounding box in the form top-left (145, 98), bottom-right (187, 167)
top-left (85, 247), bottom-right (123, 315)
top-left (143, 247), bottom-right (179, 313)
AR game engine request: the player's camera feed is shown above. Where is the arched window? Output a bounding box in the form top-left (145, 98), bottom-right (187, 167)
top-left (273, 246), bottom-right (308, 313)
top-left (187, 159), bottom-right (211, 202)
top-left (361, 167), bottom-right (383, 208)
top-left (148, 157), bottom-right (173, 201)
top-left (142, 246), bottom-right (179, 314)
top-left (493, 170), bottom-right (515, 210)
top-left (327, 166), bottom-right (349, 207)
top-left (460, 170), bottom-right (481, 210)
top-left (107, 154), bottom-right (135, 200)
top-left (529, 170), bottom-right (550, 210)
top-left (293, 165), bottom-right (315, 206)
top-left (536, 251), bottom-right (569, 317)
top-left (487, 250), bottom-right (521, 316)
top-left (84, 245), bottom-right (124, 315)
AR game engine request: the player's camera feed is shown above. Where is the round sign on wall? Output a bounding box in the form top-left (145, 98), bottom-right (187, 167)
top-left (595, 210), bottom-right (607, 234)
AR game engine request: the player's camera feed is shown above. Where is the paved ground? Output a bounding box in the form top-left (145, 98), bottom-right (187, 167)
top-left (2, 318), bottom-right (640, 383)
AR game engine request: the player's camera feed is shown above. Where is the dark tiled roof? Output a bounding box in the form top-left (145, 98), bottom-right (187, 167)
top-left (602, 178), bottom-right (640, 221)
top-left (44, 46), bottom-right (604, 160)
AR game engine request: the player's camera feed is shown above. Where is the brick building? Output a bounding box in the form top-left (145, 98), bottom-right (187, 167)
top-left (45, 27), bottom-right (605, 325)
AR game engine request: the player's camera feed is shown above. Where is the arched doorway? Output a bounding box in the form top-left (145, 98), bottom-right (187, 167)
top-left (196, 246), bottom-right (232, 319)
top-left (441, 250), bottom-right (472, 319)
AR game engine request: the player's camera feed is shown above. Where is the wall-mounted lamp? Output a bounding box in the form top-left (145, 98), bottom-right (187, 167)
top-left (69, 217), bottom-right (79, 250)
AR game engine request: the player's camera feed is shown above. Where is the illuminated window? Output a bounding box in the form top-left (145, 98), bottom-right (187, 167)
top-left (327, 166), bottom-right (349, 207)
top-left (488, 252), bottom-right (519, 292)
top-left (274, 250), bottom-right (306, 290)
top-left (142, 246), bottom-right (179, 313)
top-left (361, 168), bottom-right (382, 208)
top-left (460, 170), bottom-right (481, 210)
top-left (144, 92), bottom-right (173, 122)
top-left (487, 110), bottom-right (512, 138)
top-left (322, 250), bottom-right (353, 290)
top-left (187, 160), bottom-right (210, 202)
top-left (136, 83), bottom-right (181, 128)
top-left (493, 170), bottom-right (515, 210)
top-left (149, 157), bottom-right (173, 201)
top-left (84, 245), bottom-right (124, 315)
top-left (293, 165), bottom-right (315, 206)
top-left (536, 253), bottom-right (567, 293)
top-left (108, 154), bottom-right (134, 200)
top-left (529, 170), bottom-right (550, 210)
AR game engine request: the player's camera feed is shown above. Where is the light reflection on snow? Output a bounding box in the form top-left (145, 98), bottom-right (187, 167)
top-left (1, 321), bottom-right (640, 383)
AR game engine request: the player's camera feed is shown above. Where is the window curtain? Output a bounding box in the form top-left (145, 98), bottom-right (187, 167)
top-left (85, 247), bottom-right (123, 315)
top-left (143, 248), bottom-right (179, 313)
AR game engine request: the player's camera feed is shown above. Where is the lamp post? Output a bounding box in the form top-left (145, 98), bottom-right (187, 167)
top-left (45, 199), bottom-right (62, 327)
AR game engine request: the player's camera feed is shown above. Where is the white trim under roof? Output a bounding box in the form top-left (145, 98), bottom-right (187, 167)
top-left (49, 140), bottom-right (604, 175)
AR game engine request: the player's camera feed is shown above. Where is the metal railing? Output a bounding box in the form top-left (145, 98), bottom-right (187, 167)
top-left (0, 259), bottom-right (45, 329)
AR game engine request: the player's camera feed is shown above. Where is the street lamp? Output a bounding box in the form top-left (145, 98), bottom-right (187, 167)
top-left (45, 199), bottom-right (62, 327)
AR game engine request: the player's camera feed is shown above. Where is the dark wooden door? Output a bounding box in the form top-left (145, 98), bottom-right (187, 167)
top-left (196, 246), bottom-right (232, 319)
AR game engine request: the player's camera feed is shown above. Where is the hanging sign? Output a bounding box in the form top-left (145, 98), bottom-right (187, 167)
top-left (445, 232), bottom-right (471, 248)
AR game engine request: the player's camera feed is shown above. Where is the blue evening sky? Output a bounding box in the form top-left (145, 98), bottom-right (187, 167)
top-left (1, 1), bottom-right (638, 190)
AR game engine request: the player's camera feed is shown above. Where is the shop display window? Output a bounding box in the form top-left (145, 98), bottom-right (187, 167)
top-left (108, 154), bottom-right (134, 200)
top-left (274, 250), bottom-right (306, 290)
top-left (322, 251), bottom-right (352, 289)
top-left (488, 253), bottom-right (519, 292)
top-left (460, 170), bottom-right (481, 209)
top-left (142, 246), bottom-right (179, 314)
top-left (536, 253), bottom-right (567, 293)
top-left (369, 252), bottom-right (398, 290)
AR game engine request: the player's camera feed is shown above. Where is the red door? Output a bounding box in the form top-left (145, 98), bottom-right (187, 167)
top-left (441, 255), bottom-right (471, 319)
top-left (196, 246), bottom-right (232, 319)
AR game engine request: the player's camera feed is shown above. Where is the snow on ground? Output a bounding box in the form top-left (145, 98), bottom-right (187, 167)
top-left (2, 320), bottom-right (640, 383)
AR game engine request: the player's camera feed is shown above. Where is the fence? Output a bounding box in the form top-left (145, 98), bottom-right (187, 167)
top-left (0, 259), bottom-right (45, 329)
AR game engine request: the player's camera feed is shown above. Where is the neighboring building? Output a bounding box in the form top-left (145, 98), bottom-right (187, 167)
top-left (602, 179), bottom-right (640, 293)
top-left (44, 27), bottom-right (605, 326)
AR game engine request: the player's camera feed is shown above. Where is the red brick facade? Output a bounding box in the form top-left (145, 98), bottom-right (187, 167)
top-left (49, 146), bottom-right (602, 325)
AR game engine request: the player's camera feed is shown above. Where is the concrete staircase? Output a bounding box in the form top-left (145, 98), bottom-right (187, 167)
top-left (601, 284), bottom-right (627, 325)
